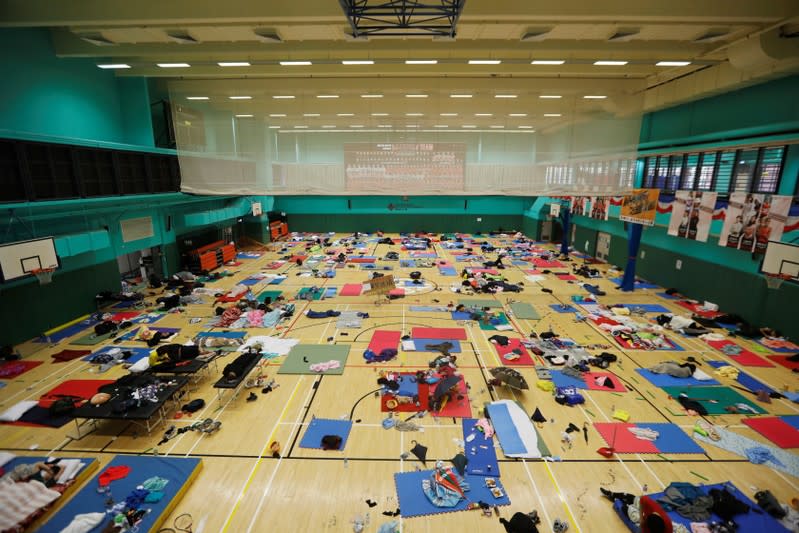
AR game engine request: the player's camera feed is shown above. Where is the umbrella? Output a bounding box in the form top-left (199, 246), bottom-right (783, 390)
top-left (489, 367), bottom-right (529, 390)
top-left (410, 440), bottom-right (428, 465)
top-left (433, 376), bottom-right (462, 402)
top-left (450, 452), bottom-right (468, 476)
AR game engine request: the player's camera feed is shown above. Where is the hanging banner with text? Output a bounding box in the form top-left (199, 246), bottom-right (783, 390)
top-left (619, 189), bottom-right (660, 226)
top-left (718, 193), bottom-right (793, 254)
top-left (667, 191), bottom-right (718, 243)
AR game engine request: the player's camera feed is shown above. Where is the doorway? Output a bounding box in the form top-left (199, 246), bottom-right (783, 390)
top-left (595, 232), bottom-right (611, 262)
top-left (540, 220), bottom-right (552, 242)
top-left (117, 246), bottom-right (163, 288)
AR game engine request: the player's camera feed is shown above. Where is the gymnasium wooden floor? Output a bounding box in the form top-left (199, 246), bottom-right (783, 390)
top-left (2, 233), bottom-right (798, 532)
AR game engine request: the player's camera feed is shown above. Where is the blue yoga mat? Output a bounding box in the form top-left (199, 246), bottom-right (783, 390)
top-left (706, 361), bottom-right (775, 394)
top-left (130, 314), bottom-right (165, 325)
top-left (656, 292), bottom-right (680, 300)
top-left (757, 339), bottom-right (799, 353)
top-left (394, 470), bottom-right (510, 518)
top-left (462, 418), bottom-right (500, 477)
top-left (635, 368), bottom-right (719, 388)
top-left (299, 417), bottom-right (353, 450)
top-left (620, 304), bottom-right (671, 313)
top-left (85, 346), bottom-right (150, 363)
top-left (511, 260), bottom-right (529, 266)
top-left (451, 311), bottom-right (472, 320)
top-left (409, 306), bottom-right (448, 312)
top-left (551, 370), bottom-right (588, 389)
top-left (549, 304), bottom-right (578, 313)
top-left (268, 276), bottom-right (286, 285)
top-left (400, 259), bottom-right (416, 267)
top-left (36, 318), bottom-right (98, 343)
top-left (237, 252), bottom-right (261, 259)
top-left (410, 339), bottom-right (462, 353)
top-left (439, 267), bottom-right (457, 276)
top-left (610, 277), bottom-right (659, 289)
top-left (410, 252), bottom-right (437, 258)
top-left (395, 374), bottom-right (420, 397)
top-left (112, 300), bottom-right (138, 309)
top-left (196, 330), bottom-right (247, 338)
top-left (636, 423), bottom-right (705, 454)
top-left (455, 255), bottom-right (481, 261)
top-left (43, 456), bottom-right (202, 533)
top-left (239, 278), bottom-right (262, 286)
top-left (485, 402), bottom-right (526, 455)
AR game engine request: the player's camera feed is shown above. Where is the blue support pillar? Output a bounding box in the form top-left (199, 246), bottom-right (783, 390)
top-left (619, 223), bottom-right (643, 291)
top-left (559, 206), bottom-right (570, 256)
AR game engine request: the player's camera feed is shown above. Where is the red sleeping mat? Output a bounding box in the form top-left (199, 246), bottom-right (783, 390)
top-left (743, 417), bottom-right (799, 448)
top-left (494, 338), bottom-right (534, 365)
top-left (369, 330), bottom-right (402, 353)
top-left (38, 379), bottom-right (115, 408)
top-left (340, 284), bottom-right (363, 296)
top-left (705, 340), bottom-right (773, 367)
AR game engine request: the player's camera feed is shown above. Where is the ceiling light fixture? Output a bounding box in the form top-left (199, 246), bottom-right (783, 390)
top-left (509, 113), bottom-right (528, 117)
top-left (656, 61), bottom-right (692, 67)
top-left (406, 113), bottom-right (424, 116)
top-left (303, 113), bottom-right (320, 117)
top-left (342, 60), bottom-right (374, 65)
top-left (157, 63), bottom-right (190, 68)
top-left (268, 125), bottom-right (280, 129)
top-left (434, 125), bottom-right (448, 128)
top-left (337, 113), bottom-right (354, 116)
top-left (544, 113), bottom-right (562, 117)
top-left (490, 125), bottom-right (504, 129)
top-left (350, 124), bottom-right (364, 128)
top-left (294, 125), bottom-right (308, 129)
top-left (518, 126), bottom-right (534, 129)
top-left (539, 95), bottom-right (562, 99)
top-left (583, 95), bottom-right (607, 99)
top-left (322, 125), bottom-right (336, 128)
top-left (316, 94), bottom-right (339, 99)
top-left (97, 63), bottom-right (130, 69)
top-left (235, 114), bottom-right (253, 118)
top-left (229, 96), bottom-right (252, 100)
top-left (405, 59), bottom-right (438, 64)
top-left (495, 94), bottom-right (517, 98)
top-left (440, 112), bottom-right (458, 116)
top-left (218, 61), bottom-right (251, 67)
top-left (280, 60), bottom-right (312, 66)
top-left (272, 95), bottom-right (295, 99)
top-left (360, 94), bottom-right (383, 98)
top-left (594, 60), bottom-right (628, 65)
top-left (450, 94), bottom-right (473, 98)
top-left (405, 94), bottom-right (428, 98)
top-left (269, 114), bottom-right (286, 117)
top-left (468, 59), bottom-right (501, 65)
top-left (475, 113), bottom-right (493, 116)
top-left (378, 124), bottom-right (392, 128)
top-left (461, 124), bottom-right (477, 128)
top-left (531, 60), bottom-right (565, 65)
top-left (371, 112), bottom-right (389, 116)
top-left (186, 96), bottom-right (209, 100)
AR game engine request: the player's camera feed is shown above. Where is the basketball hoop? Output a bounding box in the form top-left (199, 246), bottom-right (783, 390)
top-left (764, 273), bottom-right (790, 290)
top-left (31, 267), bottom-right (55, 285)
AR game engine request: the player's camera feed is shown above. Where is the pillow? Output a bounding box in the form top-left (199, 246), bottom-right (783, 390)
top-left (128, 358), bottom-right (150, 373)
top-left (0, 400), bottom-right (38, 422)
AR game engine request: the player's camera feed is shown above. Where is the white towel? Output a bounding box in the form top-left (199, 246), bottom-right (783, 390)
top-left (0, 401), bottom-right (38, 422)
top-left (59, 512), bottom-right (105, 533)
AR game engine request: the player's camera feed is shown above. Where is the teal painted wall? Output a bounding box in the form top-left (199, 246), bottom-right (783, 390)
top-left (0, 28), bottom-right (153, 147)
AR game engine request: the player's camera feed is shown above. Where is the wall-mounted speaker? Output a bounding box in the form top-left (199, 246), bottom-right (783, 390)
top-left (166, 215), bottom-right (172, 232)
top-left (348, 199), bottom-right (352, 210)
top-left (464, 200), bottom-right (468, 210)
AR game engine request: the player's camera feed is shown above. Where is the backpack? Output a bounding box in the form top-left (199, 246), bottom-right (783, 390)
top-left (49, 396), bottom-right (82, 417)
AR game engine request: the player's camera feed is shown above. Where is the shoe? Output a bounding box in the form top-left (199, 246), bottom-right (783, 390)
top-left (246, 392), bottom-right (258, 402)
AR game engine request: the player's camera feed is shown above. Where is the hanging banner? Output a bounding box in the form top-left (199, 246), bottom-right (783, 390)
top-left (619, 189), bottom-right (660, 226)
top-left (549, 202), bottom-right (561, 217)
top-left (718, 193), bottom-right (793, 254)
top-left (588, 197), bottom-right (610, 221)
top-left (667, 191), bottom-right (718, 242)
top-left (570, 196), bottom-right (589, 217)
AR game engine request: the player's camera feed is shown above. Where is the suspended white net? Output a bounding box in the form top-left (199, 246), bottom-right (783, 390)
top-left (169, 79), bottom-right (644, 197)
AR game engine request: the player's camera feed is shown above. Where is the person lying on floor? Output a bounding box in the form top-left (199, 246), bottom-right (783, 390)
top-left (2, 461), bottom-right (61, 487)
top-left (149, 343), bottom-right (212, 368)
top-left (600, 488), bottom-right (689, 533)
top-left (654, 314), bottom-right (709, 336)
top-left (648, 361), bottom-right (697, 378)
top-left (156, 292), bottom-right (181, 311)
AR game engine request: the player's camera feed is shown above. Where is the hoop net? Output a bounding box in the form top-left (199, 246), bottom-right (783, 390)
top-left (31, 268), bottom-right (55, 285)
top-left (765, 273), bottom-right (790, 290)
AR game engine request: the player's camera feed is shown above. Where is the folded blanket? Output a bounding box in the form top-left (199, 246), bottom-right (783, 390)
top-left (0, 480), bottom-right (61, 532)
top-left (0, 400), bottom-right (38, 422)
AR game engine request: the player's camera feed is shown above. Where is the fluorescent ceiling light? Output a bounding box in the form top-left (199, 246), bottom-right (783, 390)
top-left (544, 113), bottom-right (562, 117)
top-left (280, 60), bottom-right (312, 66)
top-left (269, 113), bottom-right (286, 117)
top-left (337, 113), bottom-right (354, 116)
top-left (316, 94), bottom-right (339, 99)
top-left (303, 113), bottom-right (320, 117)
top-left (475, 113), bottom-right (493, 117)
top-left (294, 125), bottom-right (308, 129)
top-left (518, 125), bottom-right (534, 129)
top-left (594, 60), bottom-right (628, 65)
top-left (405, 60), bottom-right (438, 64)
top-left (186, 96), bottom-right (209, 100)
top-left (360, 94), bottom-right (383, 98)
top-left (450, 94), bottom-right (472, 98)
top-left (490, 125), bottom-right (505, 129)
top-left (378, 124), bottom-right (392, 128)
top-left (272, 95), bottom-right (295, 99)
top-left (434, 125), bottom-right (448, 128)
top-left (97, 63), bottom-right (130, 69)
top-left (229, 96), bottom-right (252, 100)
top-left (509, 113), bottom-right (528, 117)
top-left (531, 60), bottom-right (564, 65)
top-left (342, 60), bottom-right (374, 65)
top-left (268, 125), bottom-right (280, 129)
top-left (405, 94), bottom-right (428, 98)
top-left (406, 125), bottom-right (419, 128)
top-left (469, 59), bottom-right (501, 65)
top-left (405, 113), bottom-right (424, 116)
top-left (322, 125), bottom-right (336, 128)
top-left (440, 112), bottom-right (458, 116)
top-left (539, 95), bottom-right (562, 99)
top-left (461, 125), bottom-right (477, 128)
top-left (218, 61), bottom-right (251, 67)
top-left (371, 113), bottom-right (389, 116)
top-left (157, 62), bottom-right (190, 68)
top-left (583, 95), bottom-right (607, 99)
top-left (350, 124), bottom-right (364, 128)
top-left (235, 114), bottom-right (253, 118)
top-left (495, 94), bottom-right (517, 98)
top-left (656, 61), bottom-right (691, 67)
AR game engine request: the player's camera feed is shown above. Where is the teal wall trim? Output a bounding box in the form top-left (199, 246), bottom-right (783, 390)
top-left (0, 28), bottom-right (154, 147)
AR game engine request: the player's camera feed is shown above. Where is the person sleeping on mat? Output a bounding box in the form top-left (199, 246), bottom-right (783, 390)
top-left (600, 488), bottom-right (689, 533)
top-left (222, 352), bottom-right (260, 382)
top-left (149, 343), bottom-right (212, 367)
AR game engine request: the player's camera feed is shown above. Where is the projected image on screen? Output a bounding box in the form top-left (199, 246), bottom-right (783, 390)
top-left (345, 143), bottom-right (465, 192)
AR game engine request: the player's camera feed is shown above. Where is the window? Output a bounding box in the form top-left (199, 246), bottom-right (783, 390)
top-left (714, 150), bottom-right (736, 194)
top-left (643, 157), bottom-right (656, 187)
top-left (666, 154), bottom-right (684, 191)
top-left (731, 149), bottom-right (758, 193)
top-left (681, 153), bottom-right (700, 190)
top-left (697, 152), bottom-right (717, 190)
top-left (755, 146), bottom-right (784, 193)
